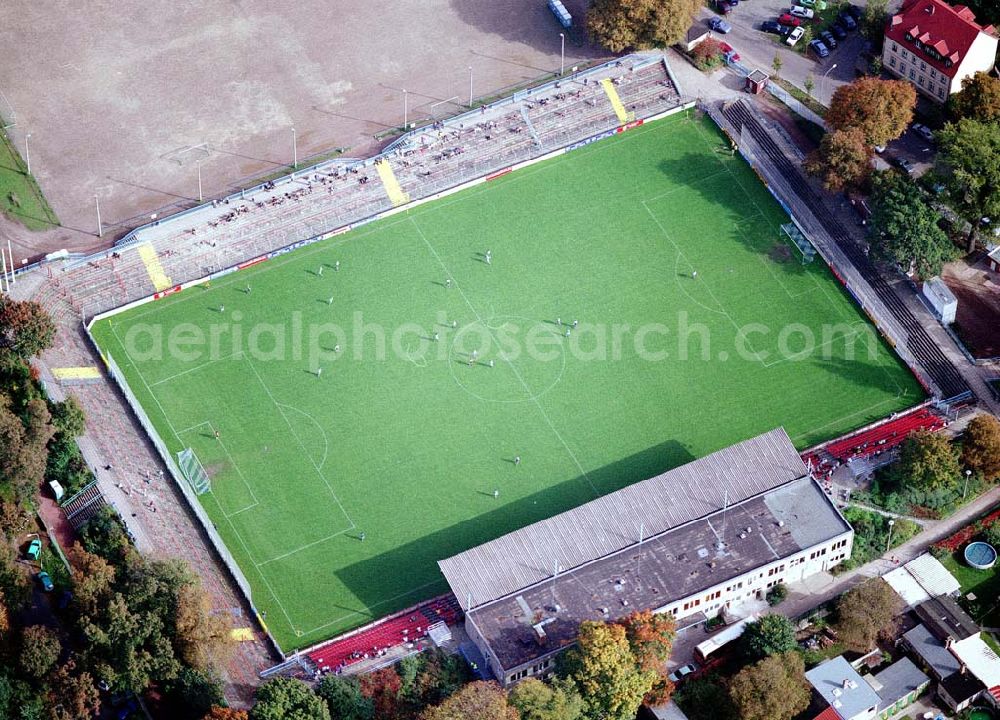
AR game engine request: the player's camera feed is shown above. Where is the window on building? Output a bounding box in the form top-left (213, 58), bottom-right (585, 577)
top-left (889, 56), bottom-right (896, 68)
top-left (909, 68), bottom-right (916, 80)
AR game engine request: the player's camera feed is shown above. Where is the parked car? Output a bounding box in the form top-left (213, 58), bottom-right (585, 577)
top-left (36, 571), bottom-right (54, 592)
top-left (912, 123), bottom-right (934, 142)
top-left (820, 30), bottom-right (838, 49)
top-left (837, 13), bottom-right (857, 30)
top-left (844, 3), bottom-right (863, 19)
top-left (829, 22), bottom-right (848, 39)
top-left (710, 16), bottom-right (733, 33)
top-left (760, 19), bottom-right (783, 33)
top-left (895, 156), bottom-right (916, 175)
top-left (25, 538), bottom-right (41, 561)
top-left (717, 1), bottom-right (733, 14)
top-left (778, 13), bottom-right (803, 26)
top-left (786, 26), bottom-right (806, 45)
top-left (809, 39), bottom-right (830, 57)
top-left (719, 42), bottom-right (741, 61)
top-left (668, 664), bottom-right (698, 683)
top-left (790, 5), bottom-right (815, 18)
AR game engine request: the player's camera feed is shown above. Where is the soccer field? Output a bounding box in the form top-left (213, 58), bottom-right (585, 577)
top-left (90, 113), bottom-right (923, 651)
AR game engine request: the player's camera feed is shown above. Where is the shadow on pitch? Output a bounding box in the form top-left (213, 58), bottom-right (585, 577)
top-left (332, 438), bottom-right (695, 613)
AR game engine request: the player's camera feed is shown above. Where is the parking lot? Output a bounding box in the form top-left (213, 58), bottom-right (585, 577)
top-left (698, 0), bottom-right (872, 105)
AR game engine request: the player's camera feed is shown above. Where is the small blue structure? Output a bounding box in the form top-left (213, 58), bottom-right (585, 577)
top-left (964, 541), bottom-right (997, 570)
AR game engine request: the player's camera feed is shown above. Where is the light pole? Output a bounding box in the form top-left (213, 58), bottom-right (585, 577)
top-left (197, 162), bottom-right (203, 202)
top-left (559, 33), bottom-right (565, 76)
top-left (964, 469), bottom-right (972, 499)
top-left (886, 518), bottom-right (895, 554)
top-left (291, 127), bottom-right (298, 169)
top-left (24, 133), bottom-right (31, 175)
top-left (403, 89), bottom-right (408, 130)
top-left (468, 66), bottom-right (474, 107)
top-left (95, 195), bottom-right (103, 238)
top-left (821, 62), bottom-right (838, 101)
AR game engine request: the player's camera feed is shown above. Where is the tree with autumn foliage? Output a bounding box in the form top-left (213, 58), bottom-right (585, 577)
top-left (619, 609), bottom-right (677, 704)
top-left (962, 414), bottom-right (1000, 483)
top-left (204, 708), bottom-right (249, 720)
top-left (360, 666), bottom-right (403, 719)
top-left (805, 127), bottom-right (872, 192)
top-left (587, 0), bottom-right (702, 53)
top-left (951, 71), bottom-right (1000, 123)
top-left (728, 651), bottom-right (810, 720)
top-left (47, 659), bottom-right (102, 720)
top-left (419, 681), bottom-right (517, 720)
top-left (565, 620), bottom-right (657, 720)
top-left (0, 297), bottom-right (56, 364)
top-left (894, 430), bottom-right (962, 493)
top-left (835, 578), bottom-right (902, 652)
top-left (827, 78), bottom-right (917, 148)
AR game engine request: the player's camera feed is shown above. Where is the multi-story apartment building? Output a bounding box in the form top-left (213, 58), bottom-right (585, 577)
top-left (882, 0), bottom-right (997, 103)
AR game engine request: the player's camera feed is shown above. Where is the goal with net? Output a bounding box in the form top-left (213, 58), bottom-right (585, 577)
top-left (177, 448), bottom-right (211, 495)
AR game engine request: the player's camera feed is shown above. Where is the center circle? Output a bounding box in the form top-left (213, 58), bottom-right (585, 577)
top-left (448, 315), bottom-right (567, 403)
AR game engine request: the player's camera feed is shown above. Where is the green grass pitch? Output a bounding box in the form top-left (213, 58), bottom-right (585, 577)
top-left (90, 113), bottom-right (923, 651)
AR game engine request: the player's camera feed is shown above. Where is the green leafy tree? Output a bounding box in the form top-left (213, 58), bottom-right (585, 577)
top-left (420, 681), bottom-right (517, 720)
top-left (867, 171), bottom-right (956, 277)
top-left (566, 620), bottom-right (656, 720)
top-left (587, 0), bottom-right (702, 52)
top-left (739, 614), bottom-right (797, 661)
top-left (164, 667), bottom-right (225, 720)
top-left (315, 675), bottom-right (373, 720)
top-left (509, 677), bottom-right (585, 720)
top-left (19, 625), bottom-right (61, 681)
top-left (772, 54), bottom-right (783, 77)
top-left (835, 578), bottom-right (902, 652)
top-left (766, 583), bottom-right (788, 606)
top-left (861, 0), bottom-right (888, 42)
top-left (962, 414), bottom-right (1000, 482)
top-left (950, 71), bottom-right (1000, 123)
top-left (804, 75), bottom-right (815, 98)
top-left (728, 652), bottom-right (810, 720)
top-left (251, 678), bottom-right (330, 720)
top-left (0, 298), bottom-right (56, 364)
top-left (674, 675), bottom-right (737, 720)
top-left (936, 119), bottom-right (1000, 252)
top-left (78, 506), bottom-right (132, 563)
top-left (827, 78), bottom-right (917, 147)
top-left (50, 396), bottom-right (87, 437)
top-left (805, 127), bottom-right (873, 192)
top-left (894, 430), bottom-right (962, 493)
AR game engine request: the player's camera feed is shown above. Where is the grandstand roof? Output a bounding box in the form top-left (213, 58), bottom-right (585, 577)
top-left (439, 428), bottom-right (808, 611)
top-left (459, 473), bottom-right (850, 671)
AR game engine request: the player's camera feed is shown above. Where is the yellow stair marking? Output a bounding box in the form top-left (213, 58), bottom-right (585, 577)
top-left (51, 366), bottom-right (101, 380)
top-left (137, 244), bottom-right (173, 292)
top-left (600, 78), bottom-right (633, 124)
top-left (375, 159), bottom-right (410, 207)
top-left (230, 627), bottom-right (255, 641)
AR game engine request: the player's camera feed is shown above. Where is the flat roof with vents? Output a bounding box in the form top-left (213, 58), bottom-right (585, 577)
top-left (441, 429), bottom-right (851, 672)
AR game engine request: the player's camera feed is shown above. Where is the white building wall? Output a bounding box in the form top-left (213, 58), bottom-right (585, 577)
top-left (952, 32), bottom-right (999, 92)
top-left (492, 528), bottom-right (854, 684)
top-left (882, 30), bottom-right (998, 103)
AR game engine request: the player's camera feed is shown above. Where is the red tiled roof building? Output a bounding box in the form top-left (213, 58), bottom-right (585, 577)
top-left (882, 0), bottom-right (998, 102)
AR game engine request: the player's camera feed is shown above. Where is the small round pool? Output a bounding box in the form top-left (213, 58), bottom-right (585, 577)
top-left (968, 709), bottom-right (994, 720)
top-left (964, 541), bottom-right (998, 570)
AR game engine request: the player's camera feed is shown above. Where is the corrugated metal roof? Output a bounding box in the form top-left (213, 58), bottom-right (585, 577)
top-left (439, 427), bottom-right (806, 609)
top-left (884, 567), bottom-right (931, 608)
top-left (904, 553), bottom-right (961, 598)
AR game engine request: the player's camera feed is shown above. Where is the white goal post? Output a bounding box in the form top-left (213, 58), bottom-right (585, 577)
top-left (177, 447), bottom-right (211, 495)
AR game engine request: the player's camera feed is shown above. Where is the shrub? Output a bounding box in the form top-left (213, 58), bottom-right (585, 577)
top-left (691, 39), bottom-right (725, 71)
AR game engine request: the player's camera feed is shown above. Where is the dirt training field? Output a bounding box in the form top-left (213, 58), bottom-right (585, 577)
top-left (0, 0), bottom-right (600, 259)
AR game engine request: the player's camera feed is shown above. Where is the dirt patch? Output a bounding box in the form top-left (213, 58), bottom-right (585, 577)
top-left (770, 242), bottom-right (793, 263)
top-left (942, 255), bottom-right (1000, 359)
top-left (0, 0), bottom-right (604, 259)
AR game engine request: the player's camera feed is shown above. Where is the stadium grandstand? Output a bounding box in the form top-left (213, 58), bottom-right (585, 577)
top-left (33, 53), bottom-right (685, 321)
top-left (438, 428), bottom-right (854, 685)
